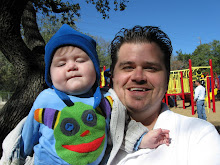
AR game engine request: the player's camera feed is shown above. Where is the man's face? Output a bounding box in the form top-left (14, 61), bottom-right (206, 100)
top-left (112, 42), bottom-right (168, 119)
top-left (50, 46), bottom-right (96, 95)
top-left (195, 81), bottom-right (199, 86)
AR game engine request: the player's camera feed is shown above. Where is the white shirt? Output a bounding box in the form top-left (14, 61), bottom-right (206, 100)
top-left (114, 104), bottom-right (220, 165)
top-left (194, 85), bottom-right (206, 101)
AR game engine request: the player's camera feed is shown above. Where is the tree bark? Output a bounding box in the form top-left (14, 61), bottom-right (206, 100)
top-left (0, 0), bottom-right (46, 156)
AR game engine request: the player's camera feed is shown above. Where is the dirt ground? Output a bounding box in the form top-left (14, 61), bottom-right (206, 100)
top-left (170, 100), bottom-right (220, 128)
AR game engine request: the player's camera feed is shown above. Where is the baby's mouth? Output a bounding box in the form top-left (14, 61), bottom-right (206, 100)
top-left (68, 75), bottom-right (81, 79)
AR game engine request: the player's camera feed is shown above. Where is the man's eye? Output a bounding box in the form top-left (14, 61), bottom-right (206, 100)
top-left (144, 67), bottom-right (158, 72)
top-left (122, 66), bottom-right (134, 70)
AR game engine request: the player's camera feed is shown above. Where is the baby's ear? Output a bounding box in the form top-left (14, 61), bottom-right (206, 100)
top-left (34, 108), bottom-right (61, 129)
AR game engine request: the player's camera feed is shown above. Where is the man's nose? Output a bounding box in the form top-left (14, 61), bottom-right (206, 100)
top-left (131, 68), bottom-right (147, 84)
top-left (67, 61), bottom-right (78, 72)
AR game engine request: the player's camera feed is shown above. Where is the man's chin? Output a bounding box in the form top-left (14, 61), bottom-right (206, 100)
top-left (125, 101), bottom-right (149, 113)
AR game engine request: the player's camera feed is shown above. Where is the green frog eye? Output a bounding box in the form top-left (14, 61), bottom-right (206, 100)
top-left (60, 118), bottom-right (80, 136)
top-left (81, 110), bottom-right (97, 127)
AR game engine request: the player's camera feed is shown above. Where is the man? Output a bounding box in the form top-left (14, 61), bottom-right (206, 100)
top-left (107, 25), bottom-right (220, 165)
top-left (194, 79), bottom-right (207, 120)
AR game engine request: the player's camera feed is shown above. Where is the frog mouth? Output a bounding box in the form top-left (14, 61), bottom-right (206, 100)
top-left (62, 134), bottom-right (105, 153)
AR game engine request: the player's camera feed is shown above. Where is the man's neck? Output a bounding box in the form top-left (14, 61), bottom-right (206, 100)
top-left (129, 104), bottom-right (162, 130)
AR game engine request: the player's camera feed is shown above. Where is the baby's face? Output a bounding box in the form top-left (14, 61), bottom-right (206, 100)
top-left (50, 46), bottom-right (96, 95)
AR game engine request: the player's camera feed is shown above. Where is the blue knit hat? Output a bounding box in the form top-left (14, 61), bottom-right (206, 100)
top-left (45, 24), bottom-right (101, 108)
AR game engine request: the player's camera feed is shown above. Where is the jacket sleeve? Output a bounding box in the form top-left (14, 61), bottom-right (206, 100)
top-left (20, 104), bottom-right (41, 158)
top-left (0, 116), bottom-right (34, 165)
top-left (188, 123), bottom-right (220, 165)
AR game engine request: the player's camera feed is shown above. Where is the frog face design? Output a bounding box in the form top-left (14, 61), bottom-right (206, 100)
top-left (34, 102), bottom-right (106, 165)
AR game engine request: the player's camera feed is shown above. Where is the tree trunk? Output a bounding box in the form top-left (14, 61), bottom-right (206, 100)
top-left (0, 0), bottom-right (46, 156)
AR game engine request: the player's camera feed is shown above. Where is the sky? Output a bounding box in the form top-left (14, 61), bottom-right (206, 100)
top-left (74, 0), bottom-right (220, 55)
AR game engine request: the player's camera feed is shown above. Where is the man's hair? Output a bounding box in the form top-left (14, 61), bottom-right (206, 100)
top-left (195, 79), bottom-right (202, 84)
top-left (110, 25), bottom-right (173, 79)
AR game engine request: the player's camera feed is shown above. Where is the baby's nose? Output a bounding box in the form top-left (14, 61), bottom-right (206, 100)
top-left (67, 62), bottom-right (78, 72)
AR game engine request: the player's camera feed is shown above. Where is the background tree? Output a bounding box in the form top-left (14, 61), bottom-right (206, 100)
top-left (191, 44), bottom-right (212, 66)
top-left (170, 52), bottom-right (189, 70)
top-left (170, 55), bottom-right (186, 71)
top-left (173, 40), bottom-right (220, 75)
top-left (0, 0), bottom-right (129, 156)
top-left (0, 52), bottom-right (17, 92)
top-left (175, 50), bottom-right (191, 69)
top-left (191, 40), bottom-right (220, 74)
top-left (95, 36), bottom-right (111, 68)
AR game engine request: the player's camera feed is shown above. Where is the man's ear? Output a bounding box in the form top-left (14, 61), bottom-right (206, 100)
top-left (166, 73), bottom-right (170, 90)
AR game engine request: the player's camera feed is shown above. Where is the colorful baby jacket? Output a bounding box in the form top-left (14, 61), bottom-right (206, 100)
top-left (21, 88), bottom-right (112, 165)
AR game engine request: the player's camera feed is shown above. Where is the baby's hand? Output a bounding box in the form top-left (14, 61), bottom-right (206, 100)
top-left (139, 128), bottom-right (170, 149)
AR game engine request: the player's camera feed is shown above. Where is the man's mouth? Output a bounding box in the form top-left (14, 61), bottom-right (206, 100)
top-left (129, 88), bottom-right (149, 91)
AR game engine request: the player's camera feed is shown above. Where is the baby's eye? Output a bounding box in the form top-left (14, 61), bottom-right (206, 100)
top-left (76, 58), bottom-right (86, 63)
top-left (57, 62), bottom-right (66, 67)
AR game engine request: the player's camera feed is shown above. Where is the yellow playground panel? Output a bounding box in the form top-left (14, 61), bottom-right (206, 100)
top-left (167, 64), bottom-right (217, 113)
top-left (167, 69), bottom-right (190, 94)
top-left (168, 66), bottom-right (211, 95)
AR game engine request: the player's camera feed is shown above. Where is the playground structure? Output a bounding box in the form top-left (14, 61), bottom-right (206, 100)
top-left (166, 59), bottom-right (219, 115)
top-left (100, 66), bottom-right (106, 88)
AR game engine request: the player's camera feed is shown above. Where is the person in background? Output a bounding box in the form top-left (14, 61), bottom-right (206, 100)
top-left (107, 25), bottom-right (220, 165)
top-left (194, 79), bottom-right (207, 120)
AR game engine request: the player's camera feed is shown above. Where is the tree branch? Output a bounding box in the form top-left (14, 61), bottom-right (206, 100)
top-left (46, 0), bottom-right (72, 13)
top-left (0, 0), bottom-right (30, 78)
top-left (21, 1), bottom-right (45, 75)
top-left (22, 1), bottom-right (45, 51)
